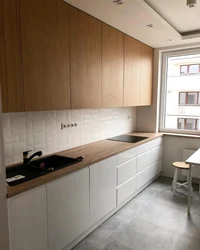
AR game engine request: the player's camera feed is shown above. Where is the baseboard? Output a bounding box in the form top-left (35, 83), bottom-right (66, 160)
top-left (64, 173), bottom-right (161, 250)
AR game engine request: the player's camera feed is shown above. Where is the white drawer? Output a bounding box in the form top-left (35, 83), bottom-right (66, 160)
top-left (136, 150), bottom-right (152, 174)
top-left (151, 145), bottom-right (163, 165)
top-left (117, 147), bottom-right (137, 165)
top-left (117, 158), bottom-right (137, 186)
top-left (137, 141), bottom-right (152, 156)
top-left (117, 176), bottom-right (136, 205)
top-left (151, 137), bottom-right (163, 149)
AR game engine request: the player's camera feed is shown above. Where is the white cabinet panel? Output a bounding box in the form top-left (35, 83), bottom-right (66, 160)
top-left (47, 168), bottom-right (89, 250)
top-left (151, 145), bottom-right (163, 165)
top-left (8, 186), bottom-right (47, 250)
top-left (117, 147), bottom-right (137, 165)
top-left (136, 150), bottom-right (152, 174)
top-left (137, 166), bottom-right (153, 190)
top-left (137, 141), bottom-right (152, 156)
top-left (90, 156), bottom-right (117, 225)
top-left (117, 176), bottom-right (136, 205)
top-left (151, 137), bottom-right (163, 148)
top-left (117, 158), bottom-right (137, 186)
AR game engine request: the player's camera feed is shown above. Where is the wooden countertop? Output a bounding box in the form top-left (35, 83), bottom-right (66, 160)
top-left (7, 132), bottom-right (163, 198)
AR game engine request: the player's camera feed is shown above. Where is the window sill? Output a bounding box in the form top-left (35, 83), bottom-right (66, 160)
top-left (163, 132), bottom-right (200, 139)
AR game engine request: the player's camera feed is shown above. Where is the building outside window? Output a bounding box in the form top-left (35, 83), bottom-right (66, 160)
top-left (160, 49), bottom-right (200, 134)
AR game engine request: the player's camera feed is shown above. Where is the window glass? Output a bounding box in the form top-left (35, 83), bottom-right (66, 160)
top-left (177, 118), bottom-right (184, 129)
top-left (185, 119), bottom-right (196, 130)
top-left (187, 92), bottom-right (197, 104)
top-left (179, 93), bottom-right (186, 104)
top-left (189, 64), bottom-right (199, 74)
top-left (180, 65), bottom-right (188, 74)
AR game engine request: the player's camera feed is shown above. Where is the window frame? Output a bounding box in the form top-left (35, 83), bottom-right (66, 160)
top-left (160, 48), bottom-right (200, 135)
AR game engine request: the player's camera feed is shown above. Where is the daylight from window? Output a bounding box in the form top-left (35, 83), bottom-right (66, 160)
top-left (164, 54), bottom-right (200, 132)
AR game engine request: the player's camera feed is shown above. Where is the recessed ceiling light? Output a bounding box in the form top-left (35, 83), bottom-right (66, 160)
top-left (166, 39), bottom-right (173, 42)
top-left (113, 0), bottom-right (124, 5)
top-left (186, 0), bottom-right (197, 7)
top-left (146, 24), bottom-right (153, 28)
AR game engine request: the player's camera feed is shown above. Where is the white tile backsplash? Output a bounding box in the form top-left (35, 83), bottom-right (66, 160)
top-left (3, 107), bottom-right (136, 166)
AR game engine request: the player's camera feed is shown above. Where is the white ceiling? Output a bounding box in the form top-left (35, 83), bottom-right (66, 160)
top-left (145, 0), bottom-right (200, 33)
top-left (63, 0), bottom-right (200, 48)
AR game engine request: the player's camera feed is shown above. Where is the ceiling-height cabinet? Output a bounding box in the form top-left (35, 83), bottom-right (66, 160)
top-left (124, 35), bottom-right (142, 107)
top-left (102, 24), bottom-right (124, 108)
top-left (20, 0), bottom-right (70, 111)
top-left (0, 0), bottom-right (24, 112)
top-left (124, 35), bottom-right (153, 106)
top-left (140, 44), bottom-right (153, 106)
top-left (69, 6), bottom-right (102, 109)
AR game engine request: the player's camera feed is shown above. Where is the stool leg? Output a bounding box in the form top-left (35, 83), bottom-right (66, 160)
top-left (173, 168), bottom-right (178, 195)
top-left (199, 180), bottom-right (200, 195)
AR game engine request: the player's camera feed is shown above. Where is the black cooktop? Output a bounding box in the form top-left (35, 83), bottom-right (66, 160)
top-left (107, 135), bottom-right (148, 143)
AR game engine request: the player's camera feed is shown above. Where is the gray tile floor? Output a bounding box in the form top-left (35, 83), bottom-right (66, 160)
top-left (73, 177), bottom-right (200, 250)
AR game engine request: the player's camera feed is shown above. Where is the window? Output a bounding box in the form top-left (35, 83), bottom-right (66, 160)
top-left (178, 92), bottom-right (200, 105)
top-left (177, 118), bottom-right (199, 130)
top-left (160, 49), bottom-right (200, 134)
top-left (180, 64), bottom-right (200, 75)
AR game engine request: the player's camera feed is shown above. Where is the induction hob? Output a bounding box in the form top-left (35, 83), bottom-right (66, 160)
top-left (107, 135), bottom-right (148, 143)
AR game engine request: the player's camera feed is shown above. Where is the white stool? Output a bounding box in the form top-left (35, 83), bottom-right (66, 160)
top-left (172, 162), bottom-right (192, 195)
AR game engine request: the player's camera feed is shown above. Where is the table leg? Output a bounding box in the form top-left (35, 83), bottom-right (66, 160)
top-left (187, 164), bottom-right (192, 214)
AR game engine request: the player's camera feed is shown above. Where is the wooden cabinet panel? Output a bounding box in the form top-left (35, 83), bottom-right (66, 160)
top-left (8, 186), bottom-right (47, 250)
top-left (20, 0), bottom-right (70, 111)
top-left (69, 6), bottom-right (102, 109)
top-left (102, 24), bottom-right (124, 108)
top-left (124, 35), bottom-right (142, 107)
top-left (46, 168), bottom-right (89, 250)
top-left (140, 44), bottom-right (153, 106)
top-left (0, 0), bottom-right (24, 112)
top-left (90, 156), bottom-right (117, 225)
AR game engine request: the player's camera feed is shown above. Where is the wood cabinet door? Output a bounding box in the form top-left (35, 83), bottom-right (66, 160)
top-left (20, 0), bottom-right (70, 111)
top-left (124, 35), bottom-right (142, 107)
top-left (8, 186), bottom-right (48, 250)
top-left (90, 156), bottom-right (117, 225)
top-left (69, 6), bottom-right (102, 109)
top-left (46, 168), bottom-right (90, 250)
top-left (0, 0), bottom-right (24, 112)
top-left (140, 44), bottom-right (153, 106)
top-left (102, 24), bottom-right (124, 108)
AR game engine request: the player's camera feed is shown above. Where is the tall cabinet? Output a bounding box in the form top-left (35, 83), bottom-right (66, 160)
top-left (20, 0), bottom-right (71, 111)
top-left (101, 24), bottom-right (124, 108)
top-left (69, 6), bottom-right (102, 109)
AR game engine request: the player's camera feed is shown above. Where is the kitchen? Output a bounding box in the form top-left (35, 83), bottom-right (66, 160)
top-left (0, 0), bottom-right (200, 250)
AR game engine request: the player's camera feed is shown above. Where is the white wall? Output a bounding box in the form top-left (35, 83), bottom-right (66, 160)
top-left (3, 107), bottom-right (136, 166)
top-left (162, 135), bottom-right (200, 179)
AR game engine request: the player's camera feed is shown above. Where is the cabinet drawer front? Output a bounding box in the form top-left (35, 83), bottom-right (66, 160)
top-left (117, 147), bottom-right (137, 165)
top-left (117, 176), bottom-right (136, 205)
top-left (151, 145), bottom-right (163, 165)
top-left (137, 166), bottom-right (153, 190)
top-left (137, 141), bottom-right (152, 156)
top-left (136, 150), bottom-right (152, 174)
top-left (151, 137), bottom-right (163, 148)
top-left (117, 158), bottom-right (137, 186)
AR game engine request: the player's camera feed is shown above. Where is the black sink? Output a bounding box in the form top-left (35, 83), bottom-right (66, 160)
top-left (6, 155), bottom-right (84, 186)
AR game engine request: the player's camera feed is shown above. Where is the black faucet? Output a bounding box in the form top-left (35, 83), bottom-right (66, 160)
top-left (23, 150), bottom-right (42, 165)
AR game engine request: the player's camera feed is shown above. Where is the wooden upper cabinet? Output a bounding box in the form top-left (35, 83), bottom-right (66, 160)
top-left (124, 35), bottom-right (142, 107)
top-left (102, 24), bottom-right (124, 108)
top-left (69, 6), bottom-right (102, 109)
top-left (0, 0), bottom-right (24, 112)
top-left (140, 44), bottom-right (153, 106)
top-left (20, 0), bottom-right (70, 111)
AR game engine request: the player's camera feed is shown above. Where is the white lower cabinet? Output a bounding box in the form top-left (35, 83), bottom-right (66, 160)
top-left (8, 186), bottom-right (47, 250)
top-left (46, 168), bottom-right (90, 250)
top-left (90, 156), bottom-right (117, 225)
top-left (117, 158), bottom-right (137, 186)
top-left (136, 150), bottom-right (152, 173)
top-left (117, 176), bottom-right (137, 205)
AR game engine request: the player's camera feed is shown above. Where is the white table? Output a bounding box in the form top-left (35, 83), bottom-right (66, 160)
top-left (186, 148), bottom-right (200, 214)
